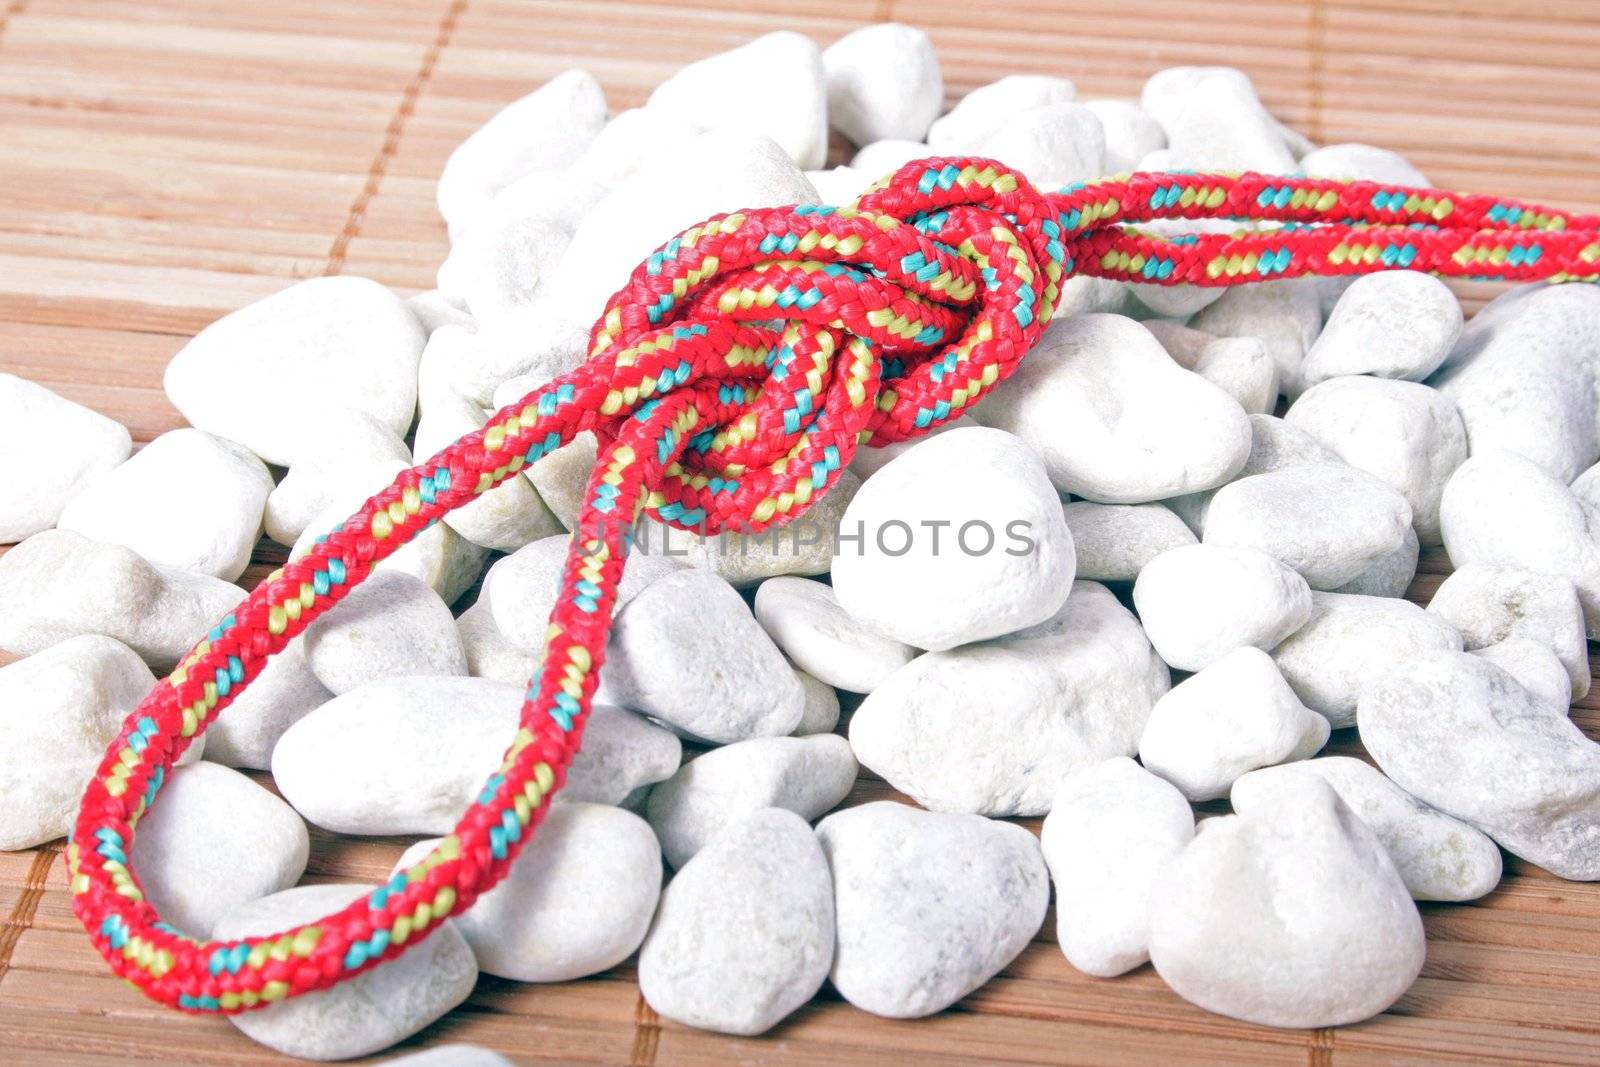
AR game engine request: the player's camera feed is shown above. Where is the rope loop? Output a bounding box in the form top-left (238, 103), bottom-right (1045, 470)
top-left (68, 158), bottom-right (1600, 1013)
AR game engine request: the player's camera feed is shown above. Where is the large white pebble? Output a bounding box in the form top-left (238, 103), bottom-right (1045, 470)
top-left (303, 570), bottom-right (467, 694)
top-left (272, 676), bottom-right (520, 835)
top-left (832, 426), bottom-right (1073, 650)
top-left (0, 529), bottom-right (242, 671)
top-left (1333, 525), bottom-right (1420, 598)
top-left (1431, 284), bottom-right (1600, 482)
top-left (646, 734), bottom-right (857, 868)
top-left (1272, 591), bottom-right (1463, 728)
top-left (1233, 758), bottom-right (1501, 902)
top-left (562, 702), bottom-right (682, 806)
top-left (1164, 413), bottom-right (1338, 534)
top-left (1300, 143), bottom-right (1429, 186)
top-left (1041, 757), bottom-right (1194, 977)
top-left (1472, 637), bottom-right (1573, 713)
top-left (1083, 99), bottom-right (1166, 173)
top-left (973, 102), bottom-right (1106, 190)
top-left (1139, 647), bottom-right (1328, 801)
top-left (1286, 376), bottom-right (1467, 545)
top-left (438, 177), bottom-right (591, 327)
top-left (130, 762), bottom-right (308, 937)
top-left (164, 277), bottom-right (424, 466)
top-left (0, 635), bottom-right (190, 850)
top-left (753, 576), bottom-right (916, 693)
top-left (406, 289), bottom-right (475, 336)
top-left (265, 413), bottom-right (411, 545)
top-left (648, 33), bottom-right (827, 169)
top-left (436, 69), bottom-right (607, 230)
top-left (57, 428), bottom-right (271, 581)
top-left (791, 665), bottom-right (841, 735)
top-left (604, 569), bottom-right (805, 742)
top-left (486, 534), bottom-right (680, 649)
top-left (823, 23), bottom-right (941, 145)
top-left (819, 802), bottom-right (1048, 1018)
top-left (926, 75), bottom-right (1076, 152)
top-left (1204, 463), bottom-right (1413, 589)
top-left (0, 375), bottom-right (131, 543)
top-left (1427, 563), bottom-right (1589, 700)
top-left (1190, 277), bottom-right (1322, 398)
top-left (1149, 776), bottom-right (1424, 1028)
top-left (1140, 67), bottom-right (1295, 173)
top-left (395, 802), bottom-right (661, 982)
top-left (1061, 500), bottom-right (1196, 583)
top-left (1361, 650), bottom-right (1600, 880)
top-left (203, 639), bottom-right (330, 770)
top-left (214, 883), bottom-right (476, 1061)
top-left (640, 808), bottom-right (833, 1035)
top-left (850, 139), bottom-right (931, 179)
top-left (456, 600), bottom-right (536, 686)
top-left (974, 314), bottom-right (1251, 503)
top-left (1438, 451), bottom-right (1600, 637)
top-left (850, 581), bottom-right (1169, 816)
top-left (1300, 271), bottom-right (1461, 388)
top-left (847, 413), bottom-right (975, 481)
top-left (1132, 543), bottom-right (1312, 672)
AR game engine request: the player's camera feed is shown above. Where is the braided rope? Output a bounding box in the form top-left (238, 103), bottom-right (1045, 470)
top-left (69, 158), bottom-right (1600, 1012)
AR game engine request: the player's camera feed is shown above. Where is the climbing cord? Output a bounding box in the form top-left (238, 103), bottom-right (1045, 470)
top-left (69, 158), bottom-right (1600, 1012)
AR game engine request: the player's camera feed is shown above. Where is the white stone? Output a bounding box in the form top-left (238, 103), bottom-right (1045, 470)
top-left (823, 23), bottom-right (942, 145)
top-left (648, 33), bottom-right (827, 169)
top-left (562, 702), bottom-right (682, 806)
top-left (972, 314), bottom-right (1251, 503)
top-left (524, 431), bottom-right (597, 530)
top-left (1272, 591), bottom-right (1463, 728)
top-left (1438, 451), bottom-right (1600, 637)
top-left (436, 185), bottom-right (583, 327)
top-left (847, 413), bottom-right (975, 481)
top-left (639, 808), bottom-right (833, 1036)
top-left (926, 75), bottom-right (1076, 153)
top-left (1190, 277), bottom-right (1322, 397)
top-left (272, 676), bottom-right (523, 835)
top-left (165, 277), bottom-right (424, 466)
top-left (1061, 500), bottom-right (1196, 583)
top-left (1190, 336), bottom-right (1279, 415)
top-left (1083, 99), bottom-right (1166, 174)
top-left (1431, 284), bottom-right (1600, 482)
top-left (1300, 271), bottom-right (1461, 388)
top-left (972, 102), bottom-right (1106, 191)
top-left (57, 428), bottom-right (271, 581)
top-left (405, 289), bottom-right (475, 336)
top-left (1139, 647), bottom-right (1328, 801)
top-left (396, 802), bottom-right (660, 982)
top-left (456, 599), bottom-right (536, 686)
top-left (0, 635), bottom-right (195, 850)
top-left (805, 165), bottom-right (869, 206)
top-left (1165, 414), bottom-right (1339, 535)
top-left (1234, 757), bottom-right (1500, 901)
top-left (1286, 377), bottom-right (1467, 545)
top-left (1427, 563), bottom-right (1589, 700)
top-left (1204, 463), bottom-right (1413, 589)
top-left (753, 576), bottom-right (917, 693)
top-left (129, 762), bottom-right (308, 937)
top-left (567, 107), bottom-right (710, 191)
top-left (831, 426), bottom-right (1074, 650)
top-left (819, 801), bottom-right (1048, 1018)
top-left (265, 413), bottom-right (412, 546)
top-left (214, 883), bottom-right (476, 1061)
top-left (1332, 525), bottom-right (1419, 598)
top-left (1300, 143), bottom-right (1429, 186)
top-left (604, 568), bottom-right (805, 743)
top-left (486, 534), bottom-right (680, 650)
top-left (1140, 67), bottom-right (1295, 173)
top-left (646, 734), bottom-right (857, 868)
top-left (204, 639), bottom-right (331, 770)
top-left (436, 69), bottom-right (607, 231)
top-left (791, 665), bottom-right (841, 735)
top-left (1040, 757), bottom-right (1194, 977)
top-left (0, 375), bottom-right (131, 543)
top-left (292, 483), bottom-right (489, 607)
top-left (303, 570), bottom-right (467, 695)
top-left (412, 389), bottom-right (562, 551)
top-left (1149, 775), bottom-right (1424, 1028)
top-left (850, 581), bottom-right (1169, 816)
top-left (1473, 637), bottom-right (1573, 713)
top-left (1360, 649), bottom-right (1600, 880)
top-left (1132, 543), bottom-right (1312, 672)
top-left (0, 529), bottom-right (242, 671)
top-left (849, 139), bottom-right (930, 179)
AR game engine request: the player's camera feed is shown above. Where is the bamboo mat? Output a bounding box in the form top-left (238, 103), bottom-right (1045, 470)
top-left (2, 0), bottom-right (1599, 1063)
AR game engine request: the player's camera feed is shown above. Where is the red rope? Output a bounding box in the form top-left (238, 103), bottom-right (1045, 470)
top-left (68, 159), bottom-right (1599, 1013)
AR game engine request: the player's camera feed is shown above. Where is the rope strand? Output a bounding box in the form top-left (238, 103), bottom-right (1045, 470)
top-left (69, 159), bottom-right (1600, 1012)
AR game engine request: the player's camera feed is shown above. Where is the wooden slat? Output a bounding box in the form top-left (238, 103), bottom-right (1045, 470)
top-left (1, 0), bottom-right (1599, 1063)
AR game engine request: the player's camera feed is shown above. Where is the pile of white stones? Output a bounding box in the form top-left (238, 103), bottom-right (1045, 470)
top-left (3, 21), bottom-right (1599, 1063)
